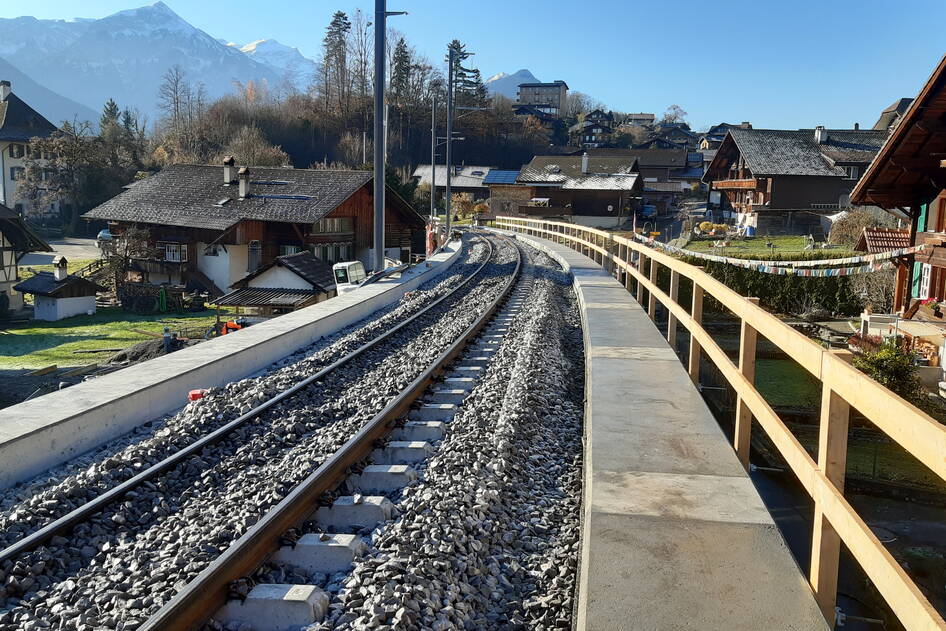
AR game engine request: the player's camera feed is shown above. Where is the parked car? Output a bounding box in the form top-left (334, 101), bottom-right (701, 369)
top-left (639, 205), bottom-right (657, 219)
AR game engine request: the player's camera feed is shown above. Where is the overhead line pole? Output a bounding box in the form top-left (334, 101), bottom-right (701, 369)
top-left (430, 93), bottom-right (436, 221)
top-left (445, 46), bottom-right (455, 237)
top-left (372, 0), bottom-right (406, 272)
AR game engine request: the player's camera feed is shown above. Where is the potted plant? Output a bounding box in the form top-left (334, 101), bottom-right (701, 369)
top-left (923, 297), bottom-right (943, 318)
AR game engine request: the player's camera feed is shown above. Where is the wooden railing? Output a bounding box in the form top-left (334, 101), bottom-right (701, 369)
top-left (495, 216), bottom-right (946, 630)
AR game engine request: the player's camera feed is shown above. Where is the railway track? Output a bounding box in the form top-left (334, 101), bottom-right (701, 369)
top-left (0, 233), bottom-right (536, 631)
top-left (140, 236), bottom-right (529, 631)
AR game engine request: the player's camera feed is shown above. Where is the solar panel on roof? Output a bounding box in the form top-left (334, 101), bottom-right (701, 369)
top-left (483, 170), bottom-right (521, 184)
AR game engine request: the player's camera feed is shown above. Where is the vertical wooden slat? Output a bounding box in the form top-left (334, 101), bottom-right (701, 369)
top-left (734, 297), bottom-right (760, 469)
top-left (636, 254), bottom-right (647, 304)
top-left (667, 270), bottom-right (680, 350)
top-left (648, 257), bottom-right (659, 320)
top-left (688, 277), bottom-right (703, 385)
top-left (810, 349), bottom-right (852, 625)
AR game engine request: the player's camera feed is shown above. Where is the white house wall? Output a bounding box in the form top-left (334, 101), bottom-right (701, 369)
top-left (227, 244), bottom-right (249, 289)
top-left (197, 243), bottom-right (232, 291)
top-left (247, 266), bottom-right (313, 290)
top-left (33, 295), bottom-right (96, 321)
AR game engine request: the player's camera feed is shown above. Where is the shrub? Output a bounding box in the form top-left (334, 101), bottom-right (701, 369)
top-left (853, 343), bottom-right (939, 416)
top-left (698, 221), bottom-right (713, 232)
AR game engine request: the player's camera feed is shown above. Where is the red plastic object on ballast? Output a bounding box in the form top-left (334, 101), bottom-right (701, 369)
top-left (188, 389), bottom-right (208, 401)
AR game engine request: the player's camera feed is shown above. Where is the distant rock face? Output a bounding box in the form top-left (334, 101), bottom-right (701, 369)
top-left (485, 69), bottom-right (540, 100)
top-left (0, 1), bottom-right (295, 121)
top-left (0, 58), bottom-right (97, 128)
top-left (231, 39), bottom-right (320, 92)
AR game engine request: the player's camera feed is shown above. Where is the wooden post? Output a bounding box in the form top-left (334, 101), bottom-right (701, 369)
top-left (688, 276), bottom-right (703, 385)
top-left (624, 246), bottom-right (634, 293)
top-left (667, 270), bottom-right (680, 349)
top-left (648, 257), bottom-right (659, 320)
top-left (734, 297), bottom-right (760, 469)
top-left (636, 255), bottom-right (647, 303)
top-left (810, 349), bottom-right (852, 625)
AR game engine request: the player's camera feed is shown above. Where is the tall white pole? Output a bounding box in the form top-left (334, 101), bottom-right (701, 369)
top-left (372, 0), bottom-right (386, 272)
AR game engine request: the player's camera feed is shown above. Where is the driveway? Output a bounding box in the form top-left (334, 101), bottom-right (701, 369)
top-left (20, 237), bottom-right (102, 266)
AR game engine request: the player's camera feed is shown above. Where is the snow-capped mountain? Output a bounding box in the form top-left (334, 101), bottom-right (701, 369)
top-left (232, 39), bottom-right (319, 92)
top-left (0, 2), bottom-right (285, 122)
top-left (485, 69), bottom-right (540, 100)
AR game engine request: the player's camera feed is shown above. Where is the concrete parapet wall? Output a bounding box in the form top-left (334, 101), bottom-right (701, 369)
top-left (492, 229), bottom-right (827, 631)
top-left (0, 242), bottom-right (463, 490)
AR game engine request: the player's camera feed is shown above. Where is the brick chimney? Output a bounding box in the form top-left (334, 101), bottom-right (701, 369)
top-left (814, 126), bottom-right (829, 144)
top-left (222, 156), bottom-right (236, 184)
top-left (0, 81), bottom-right (11, 101)
top-left (581, 152), bottom-right (590, 174)
top-left (238, 166), bottom-right (251, 198)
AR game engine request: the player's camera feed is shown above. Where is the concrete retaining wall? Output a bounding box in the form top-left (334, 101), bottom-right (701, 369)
top-left (492, 229), bottom-right (828, 631)
top-left (0, 241), bottom-right (463, 490)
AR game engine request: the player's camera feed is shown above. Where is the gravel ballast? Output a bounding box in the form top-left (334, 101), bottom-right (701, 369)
top-left (0, 235), bottom-right (519, 631)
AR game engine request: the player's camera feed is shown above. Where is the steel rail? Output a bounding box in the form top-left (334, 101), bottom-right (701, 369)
top-left (139, 234), bottom-right (523, 631)
top-left (0, 234), bottom-right (497, 565)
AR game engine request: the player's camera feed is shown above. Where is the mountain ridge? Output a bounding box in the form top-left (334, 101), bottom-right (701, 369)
top-left (485, 69), bottom-right (540, 100)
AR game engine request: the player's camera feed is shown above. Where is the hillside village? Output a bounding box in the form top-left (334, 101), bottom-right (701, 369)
top-left (2, 2), bottom-right (946, 631)
top-left (0, 1), bottom-right (940, 395)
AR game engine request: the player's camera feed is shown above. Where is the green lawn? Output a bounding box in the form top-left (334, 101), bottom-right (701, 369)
top-left (755, 358), bottom-right (821, 408)
top-left (19, 258), bottom-right (99, 279)
top-left (0, 308), bottom-right (229, 369)
top-left (685, 235), bottom-right (856, 259)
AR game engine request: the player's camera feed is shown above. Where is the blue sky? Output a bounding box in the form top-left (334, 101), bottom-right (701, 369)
top-left (3, 0), bottom-right (945, 131)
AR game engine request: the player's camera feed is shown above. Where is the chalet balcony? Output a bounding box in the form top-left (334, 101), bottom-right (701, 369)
top-left (131, 257), bottom-right (191, 275)
top-left (712, 178), bottom-right (760, 190)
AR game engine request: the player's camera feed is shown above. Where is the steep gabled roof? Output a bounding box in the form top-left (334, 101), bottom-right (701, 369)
top-left (872, 97), bottom-right (914, 131)
top-left (84, 165), bottom-right (424, 231)
top-left (14, 272), bottom-right (104, 297)
top-left (0, 203), bottom-right (52, 252)
top-left (517, 155), bottom-right (640, 191)
top-left (852, 55), bottom-right (946, 209)
top-left (0, 92), bottom-right (58, 142)
top-left (234, 250), bottom-right (336, 292)
top-left (704, 128), bottom-right (886, 181)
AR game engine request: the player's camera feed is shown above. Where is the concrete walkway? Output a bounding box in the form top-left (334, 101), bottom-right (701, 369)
top-left (499, 231), bottom-right (828, 631)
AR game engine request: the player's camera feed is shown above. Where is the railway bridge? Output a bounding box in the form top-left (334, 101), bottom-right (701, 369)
top-left (0, 220), bottom-right (942, 631)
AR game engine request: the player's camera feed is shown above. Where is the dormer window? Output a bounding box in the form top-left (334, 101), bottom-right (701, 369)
top-left (842, 166), bottom-right (859, 180)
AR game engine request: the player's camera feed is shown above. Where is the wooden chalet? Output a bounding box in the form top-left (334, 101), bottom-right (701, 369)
top-left (84, 160), bottom-right (426, 296)
top-left (500, 154), bottom-right (642, 228)
top-left (0, 202), bottom-right (51, 313)
top-left (851, 54), bottom-right (946, 314)
top-left (704, 126), bottom-right (886, 236)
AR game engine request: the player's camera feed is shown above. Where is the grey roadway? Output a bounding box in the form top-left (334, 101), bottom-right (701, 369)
top-left (20, 237), bottom-right (101, 266)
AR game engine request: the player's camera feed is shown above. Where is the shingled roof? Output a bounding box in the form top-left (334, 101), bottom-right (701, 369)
top-left (0, 204), bottom-right (51, 253)
top-left (234, 250), bottom-right (336, 293)
top-left (83, 165), bottom-right (409, 231)
top-left (14, 272), bottom-right (104, 297)
top-left (0, 91), bottom-right (57, 142)
top-left (704, 128), bottom-right (887, 181)
top-left (517, 155), bottom-right (640, 191)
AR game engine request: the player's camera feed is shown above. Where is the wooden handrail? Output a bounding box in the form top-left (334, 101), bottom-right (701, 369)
top-left (496, 216), bottom-right (946, 630)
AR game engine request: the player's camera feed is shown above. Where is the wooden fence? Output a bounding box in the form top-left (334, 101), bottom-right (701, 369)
top-left (495, 216), bottom-right (946, 630)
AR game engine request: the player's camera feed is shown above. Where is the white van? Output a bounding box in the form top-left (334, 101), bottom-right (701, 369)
top-left (333, 261), bottom-right (367, 294)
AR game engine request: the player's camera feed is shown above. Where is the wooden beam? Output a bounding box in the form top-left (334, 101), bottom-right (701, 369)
top-left (890, 156), bottom-right (940, 169)
top-left (916, 117), bottom-right (946, 134)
